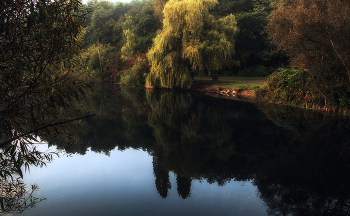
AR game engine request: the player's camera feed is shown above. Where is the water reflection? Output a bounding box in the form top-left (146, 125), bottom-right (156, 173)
top-left (0, 140), bottom-right (55, 214)
top-left (86, 86), bottom-right (350, 215)
top-left (153, 155), bottom-right (171, 198)
top-left (176, 176), bottom-right (192, 199)
top-left (255, 104), bottom-right (350, 215)
top-left (2, 84), bottom-right (350, 215)
top-left (0, 78), bottom-right (91, 214)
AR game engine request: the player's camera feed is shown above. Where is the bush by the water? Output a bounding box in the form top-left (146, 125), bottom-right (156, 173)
top-left (256, 68), bottom-right (324, 108)
top-left (120, 55), bottom-right (150, 87)
top-left (257, 68), bottom-right (350, 110)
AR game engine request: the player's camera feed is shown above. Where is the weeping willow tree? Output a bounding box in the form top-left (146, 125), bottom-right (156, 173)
top-left (146, 0), bottom-right (239, 88)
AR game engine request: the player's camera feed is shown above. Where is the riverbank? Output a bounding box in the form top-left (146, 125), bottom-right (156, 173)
top-left (119, 75), bottom-right (349, 115)
top-left (190, 77), bottom-right (266, 99)
top-left (190, 77), bottom-right (350, 115)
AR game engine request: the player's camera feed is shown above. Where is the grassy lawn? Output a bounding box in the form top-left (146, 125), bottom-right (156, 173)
top-left (216, 82), bottom-right (262, 91)
top-left (195, 76), bottom-right (267, 80)
top-left (194, 79), bottom-right (263, 93)
top-left (222, 76), bottom-right (267, 80)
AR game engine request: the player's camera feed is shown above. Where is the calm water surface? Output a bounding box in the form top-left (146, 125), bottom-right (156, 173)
top-left (4, 85), bottom-right (350, 215)
top-left (22, 147), bottom-right (266, 216)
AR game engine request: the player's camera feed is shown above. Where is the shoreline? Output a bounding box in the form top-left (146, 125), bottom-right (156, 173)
top-left (188, 80), bottom-right (350, 115)
top-left (189, 79), bottom-right (259, 99)
top-left (116, 79), bottom-right (350, 115)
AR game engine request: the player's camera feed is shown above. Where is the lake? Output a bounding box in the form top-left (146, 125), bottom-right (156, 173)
top-left (2, 85), bottom-right (350, 215)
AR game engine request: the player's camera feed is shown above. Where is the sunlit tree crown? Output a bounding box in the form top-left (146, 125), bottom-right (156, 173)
top-left (147, 0), bottom-right (238, 88)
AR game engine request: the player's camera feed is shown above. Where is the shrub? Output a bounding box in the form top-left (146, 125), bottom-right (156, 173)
top-left (106, 52), bottom-right (124, 83)
top-left (120, 55), bottom-right (150, 87)
top-left (256, 68), bottom-right (324, 107)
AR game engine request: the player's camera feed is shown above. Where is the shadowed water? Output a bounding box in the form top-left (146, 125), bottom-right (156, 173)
top-left (2, 85), bottom-right (350, 215)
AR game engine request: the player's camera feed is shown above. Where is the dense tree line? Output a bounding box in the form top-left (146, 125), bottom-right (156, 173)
top-left (78, 0), bottom-right (275, 83)
top-left (78, 0), bottom-right (281, 86)
top-left (78, 0), bottom-right (350, 109)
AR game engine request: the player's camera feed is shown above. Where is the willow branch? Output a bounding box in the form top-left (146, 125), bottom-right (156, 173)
top-left (0, 114), bottom-right (96, 147)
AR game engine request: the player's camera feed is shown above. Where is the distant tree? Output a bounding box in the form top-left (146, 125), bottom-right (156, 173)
top-left (146, 0), bottom-right (239, 88)
top-left (100, 18), bottom-right (123, 47)
top-left (76, 43), bottom-right (115, 82)
top-left (121, 5), bottom-right (158, 58)
top-left (235, 11), bottom-right (269, 69)
top-left (84, 2), bottom-right (130, 48)
top-left (266, 0), bottom-right (350, 107)
top-left (120, 54), bottom-right (150, 86)
top-left (211, 0), bottom-right (254, 17)
top-left (231, 0), bottom-right (278, 72)
top-left (152, 0), bottom-right (168, 26)
top-left (121, 29), bottom-right (138, 59)
top-left (84, 1), bottom-right (115, 45)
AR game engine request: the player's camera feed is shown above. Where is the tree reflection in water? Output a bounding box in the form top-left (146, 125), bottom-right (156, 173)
top-left (2, 85), bottom-right (350, 215)
top-left (45, 85), bottom-right (350, 215)
top-left (153, 156), bottom-right (171, 198)
top-left (254, 105), bottom-right (350, 215)
top-left (176, 176), bottom-right (192, 199)
top-left (122, 87), bottom-right (350, 214)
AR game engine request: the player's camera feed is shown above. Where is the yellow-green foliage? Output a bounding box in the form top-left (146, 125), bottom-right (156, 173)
top-left (146, 91), bottom-right (233, 176)
top-left (76, 43), bottom-right (114, 82)
top-left (121, 29), bottom-right (137, 60)
top-left (146, 0), bottom-right (239, 88)
top-left (120, 56), bottom-right (150, 86)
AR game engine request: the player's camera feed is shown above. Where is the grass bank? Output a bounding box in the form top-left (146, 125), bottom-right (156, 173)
top-left (192, 78), bottom-right (265, 98)
top-left (214, 82), bottom-right (262, 93)
top-left (255, 68), bottom-right (350, 115)
top-left (194, 75), bottom-right (350, 115)
top-left (196, 76), bottom-right (267, 80)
